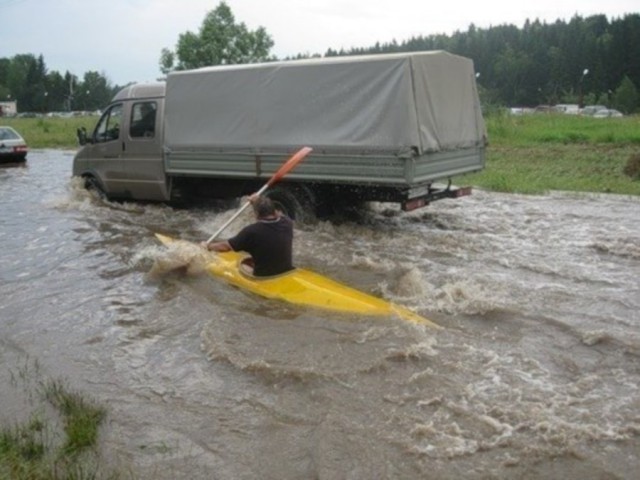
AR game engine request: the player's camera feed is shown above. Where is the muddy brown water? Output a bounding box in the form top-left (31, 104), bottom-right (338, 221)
top-left (1, 150), bottom-right (639, 479)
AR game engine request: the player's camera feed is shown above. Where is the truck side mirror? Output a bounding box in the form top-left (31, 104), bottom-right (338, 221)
top-left (77, 127), bottom-right (87, 146)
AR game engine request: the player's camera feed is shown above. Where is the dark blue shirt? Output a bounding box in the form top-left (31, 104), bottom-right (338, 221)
top-left (228, 215), bottom-right (294, 277)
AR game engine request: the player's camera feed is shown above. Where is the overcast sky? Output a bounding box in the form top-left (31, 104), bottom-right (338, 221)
top-left (1, 0), bottom-right (637, 86)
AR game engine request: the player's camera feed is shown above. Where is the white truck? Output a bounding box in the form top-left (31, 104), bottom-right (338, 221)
top-left (73, 51), bottom-right (486, 218)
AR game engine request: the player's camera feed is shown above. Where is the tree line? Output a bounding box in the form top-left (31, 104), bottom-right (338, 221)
top-left (329, 13), bottom-right (640, 112)
top-left (1, 2), bottom-right (638, 115)
top-left (0, 54), bottom-right (116, 114)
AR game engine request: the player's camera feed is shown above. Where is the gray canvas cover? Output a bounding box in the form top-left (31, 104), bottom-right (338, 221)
top-left (165, 51), bottom-right (486, 155)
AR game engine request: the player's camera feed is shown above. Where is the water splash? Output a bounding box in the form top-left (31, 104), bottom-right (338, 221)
top-left (132, 239), bottom-right (215, 279)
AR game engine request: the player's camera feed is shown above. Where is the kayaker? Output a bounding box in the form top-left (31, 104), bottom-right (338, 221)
top-left (201, 194), bottom-right (294, 277)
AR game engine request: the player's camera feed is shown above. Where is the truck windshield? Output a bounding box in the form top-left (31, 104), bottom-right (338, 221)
top-left (94, 104), bottom-right (123, 143)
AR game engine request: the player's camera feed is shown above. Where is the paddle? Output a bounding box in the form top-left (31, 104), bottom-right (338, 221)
top-left (205, 146), bottom-right (313, 244)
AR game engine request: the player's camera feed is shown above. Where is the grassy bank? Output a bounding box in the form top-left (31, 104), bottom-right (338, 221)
top-left (2, 116), bottom-right (97, 149)
top-left (1, 361), bottom-right (117, 479)
top-left (3, 113), bottom-right (640, 196)
top-left (465, 112), bottom-right (640, 195)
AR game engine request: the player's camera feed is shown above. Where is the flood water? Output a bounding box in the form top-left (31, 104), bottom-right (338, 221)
top-left (1, 150), bottom-right (639, 479)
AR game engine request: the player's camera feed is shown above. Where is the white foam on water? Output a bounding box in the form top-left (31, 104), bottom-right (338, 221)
top-left (592, 236), bottom-right (640, 260)
top-left (44, 176), bottom-right (100, 212)
top-left (378, 269), bottom-right (500, 316)
top-left (398, 336), bottom-right (640, 463)
top-left (132, 240), bottom-right (215, 279)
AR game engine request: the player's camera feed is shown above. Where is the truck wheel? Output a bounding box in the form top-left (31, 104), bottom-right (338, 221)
top-left (314, 192), bottom-right (366, 222)
top-left (84, 176), bottom-right (106, 200)
top-left (266, 185), bottom-right (315, 223)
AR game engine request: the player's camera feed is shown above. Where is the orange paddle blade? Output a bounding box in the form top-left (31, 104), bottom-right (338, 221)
top-left (267, 146), bottom-right (312, 186)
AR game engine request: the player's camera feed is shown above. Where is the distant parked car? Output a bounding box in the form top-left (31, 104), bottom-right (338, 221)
top-left (534, 105), bottom-right (554, 113)
top-left (593, 109), bottom-right (624, 118)
top-left (0, 126), bottom-right (28, 163)
top-left (581, 105), bottom-right (607, 116)
top-left (508, 107), bottom-right (535, 115)
top-left (554, 104), bottom-right (580, 114)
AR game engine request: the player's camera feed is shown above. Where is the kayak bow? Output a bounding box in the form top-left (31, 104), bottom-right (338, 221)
top-left (155, 233), bottom-right (439, 327)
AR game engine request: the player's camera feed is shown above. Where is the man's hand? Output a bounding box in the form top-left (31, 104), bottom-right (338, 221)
top-left (202, 240), bottom-right (233, 252)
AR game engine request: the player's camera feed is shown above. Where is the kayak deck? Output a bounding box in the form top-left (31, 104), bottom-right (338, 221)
top-left (155, 233), bottom-right (438, 327)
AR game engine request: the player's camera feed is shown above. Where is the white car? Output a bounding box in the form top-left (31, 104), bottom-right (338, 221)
top-left (593, 109), bottom-right (624, 118)
top-left (0, 126), bottom-right (28, 163)
top-left (581, 105), bottom-right (607, 116)
top-left (554, 104), bottom-right (580, 114)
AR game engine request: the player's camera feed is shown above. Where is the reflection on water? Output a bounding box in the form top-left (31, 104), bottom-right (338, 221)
top-left (1, 151), bottom-right (639, 478)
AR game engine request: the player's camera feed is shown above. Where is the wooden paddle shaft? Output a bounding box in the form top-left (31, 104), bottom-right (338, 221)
top-left (205, 183), bottom-right (268, 243)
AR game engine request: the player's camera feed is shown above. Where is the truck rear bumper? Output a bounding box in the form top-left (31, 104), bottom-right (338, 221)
top-left (402, 184), bottom-right (472, 211)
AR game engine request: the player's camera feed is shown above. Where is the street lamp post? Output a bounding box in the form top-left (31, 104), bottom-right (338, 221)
top-left (578, 68), bottom-right (589, 108)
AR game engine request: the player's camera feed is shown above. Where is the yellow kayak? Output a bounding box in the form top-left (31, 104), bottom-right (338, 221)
top-left (155, 233), bottom-right (438, 327)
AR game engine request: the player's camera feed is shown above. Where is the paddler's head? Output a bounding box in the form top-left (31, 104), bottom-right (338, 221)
top-left (252, 196), bottom-right (277, 220)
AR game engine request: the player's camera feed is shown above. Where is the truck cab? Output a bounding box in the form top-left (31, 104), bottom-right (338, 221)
top-left (73, 83), bottom-right (171, 201)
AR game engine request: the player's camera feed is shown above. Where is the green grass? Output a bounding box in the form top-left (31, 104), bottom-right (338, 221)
top-left (465, 144), bottom-right (640, 195)
top-left (485, 112), bottom-right (640, 146)
top-left (43, 380), bottom-right (106, 455)
top-left (1, 363), bottom-right (117, 479)
top-left (465, 112), bottom-right (640, 195)
top-left (1, 116), bottom-right (97, 149)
